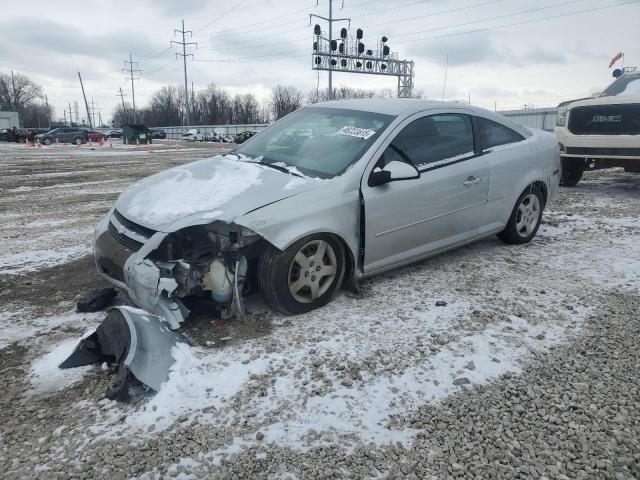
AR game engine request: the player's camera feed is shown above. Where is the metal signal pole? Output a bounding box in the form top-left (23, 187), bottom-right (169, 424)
top-left (123, 53), bottom-right (141, 124)
top-left (310, 0), bottom-right (350, 100)
top-left (172, 19), bottom-right (197, 126)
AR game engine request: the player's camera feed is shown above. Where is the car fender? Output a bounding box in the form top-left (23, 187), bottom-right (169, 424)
top-left (238, 183), bottom-right (361, 271)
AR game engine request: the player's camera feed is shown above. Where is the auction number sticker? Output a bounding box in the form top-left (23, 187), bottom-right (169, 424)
top-left (338, 126), bottom-right (376, 140)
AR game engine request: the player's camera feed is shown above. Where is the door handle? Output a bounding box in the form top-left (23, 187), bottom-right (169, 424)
top-left (463, 176), bottom-right (482, 187)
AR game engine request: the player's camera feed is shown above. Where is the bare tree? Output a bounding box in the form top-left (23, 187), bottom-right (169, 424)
top-left (0, 71), bottom-right (50, 126)
top-left (270, 85), bottom-right (303, 120)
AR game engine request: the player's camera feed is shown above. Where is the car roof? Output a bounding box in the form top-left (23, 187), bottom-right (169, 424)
top-left (305, 97), bottom-right (530, 136)
top-left (307, 98), bottom-right (475, 116)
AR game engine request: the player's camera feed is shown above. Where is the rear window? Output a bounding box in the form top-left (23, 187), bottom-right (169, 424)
top-left (478, 118), bottom-right (524, 150)
top-left (600, 74), bottom-right (640, 97)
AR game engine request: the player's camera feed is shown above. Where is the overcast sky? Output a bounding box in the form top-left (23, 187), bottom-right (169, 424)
top-left (1, 0), bottom-right (639, 124)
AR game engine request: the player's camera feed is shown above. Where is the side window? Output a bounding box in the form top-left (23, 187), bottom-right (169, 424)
top-left (381, 114), bottom-right (475, 169)
top-left (478, 117), bottom-right (524, 150)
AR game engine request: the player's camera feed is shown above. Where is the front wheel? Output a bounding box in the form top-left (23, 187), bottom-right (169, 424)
top-left (42, 137), bottom-right (52, 145)
top-left (73, 137), bottom-right (83, 145)
top-left (498, 187), bottom-right (545, 245)
top-left (258, 234), bottom-right (346, 315)
top-left (560, 158), bottom-right (584, 187)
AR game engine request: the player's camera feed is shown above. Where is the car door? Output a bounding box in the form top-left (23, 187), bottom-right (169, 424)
top-left (475, 116), bottom-right (531, 234)
top-left (361, 111), bottom-right (489, 274)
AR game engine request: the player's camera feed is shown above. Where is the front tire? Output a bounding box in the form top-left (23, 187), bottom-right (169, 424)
top-left (560, 158), bottom-right (584, 187)
top-left (74, 137), bottom-right (83, 145)
top-left (258, 234), bottom-right (346, 315)
top-left (42, 138), bottom-right (52, 145)
top-left (498, 187), bottom-right (545, 245)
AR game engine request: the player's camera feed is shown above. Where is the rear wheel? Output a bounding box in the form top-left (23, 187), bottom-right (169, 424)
top-left (498, 187), bottom-right (544, 245)
top-left (258, 234), bottom-right (345, 314)
top-left (560, 158), bottom-right (585, 187)
top-left (42, 137), bottom-right (52, 145)
top-left (74, 137), bottom-right (83, 145)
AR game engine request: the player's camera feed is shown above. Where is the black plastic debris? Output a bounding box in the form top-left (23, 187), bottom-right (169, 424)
top-left (77, 287), bottom-right (117, 313)
top-left (60, 307), bottom-right (189, 402)
top-left (435, 300), bottom-right (448, 307)
top-left (60, 308), bottom-right (134, 401)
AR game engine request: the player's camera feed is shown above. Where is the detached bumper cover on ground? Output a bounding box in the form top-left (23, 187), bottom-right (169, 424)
top-left (60, 306), bottom-right (188, 400)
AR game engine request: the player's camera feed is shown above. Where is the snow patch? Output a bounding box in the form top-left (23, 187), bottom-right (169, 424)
top-left (29, 338), bottom-right (96, 394)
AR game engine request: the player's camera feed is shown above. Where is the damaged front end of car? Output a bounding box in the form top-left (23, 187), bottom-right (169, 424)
top-left (95, 208), bottom-right (265, 328)
top-left (60, 209), bottom-right (267, 398)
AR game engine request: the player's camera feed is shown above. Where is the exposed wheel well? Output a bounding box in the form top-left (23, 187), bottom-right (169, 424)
top-left (530, 180), bottom-right (548, 206)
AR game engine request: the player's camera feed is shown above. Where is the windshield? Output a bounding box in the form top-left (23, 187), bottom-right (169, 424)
top-left (600, 74), bottom-right (640, 97)
top-left (233, 107), bottom-right (394, 178)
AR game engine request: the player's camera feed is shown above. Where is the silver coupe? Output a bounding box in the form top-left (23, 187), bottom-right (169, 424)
top-left (94, 98), bottom-right (560, 328)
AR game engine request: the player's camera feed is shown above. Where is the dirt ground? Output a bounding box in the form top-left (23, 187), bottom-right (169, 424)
top-left (1, 140), bottom-right (639, 479)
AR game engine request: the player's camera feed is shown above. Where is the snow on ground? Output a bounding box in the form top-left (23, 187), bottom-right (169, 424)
top-left (2, 142), bottom-right (639, 472)
top-left (28, 337), bottom-right (97, 394)
top-left (0, 309), bottom-right (103, 349)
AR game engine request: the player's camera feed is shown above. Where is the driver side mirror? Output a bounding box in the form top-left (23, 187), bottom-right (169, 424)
top-left (369, 160), bottom-right (420, 187)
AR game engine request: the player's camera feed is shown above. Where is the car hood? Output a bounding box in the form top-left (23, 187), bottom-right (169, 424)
top-left (115, 155), bottom-right (324, 232)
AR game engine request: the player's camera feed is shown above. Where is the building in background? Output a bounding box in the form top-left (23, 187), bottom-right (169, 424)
top-left (0, 111), bottom-right (20, 129)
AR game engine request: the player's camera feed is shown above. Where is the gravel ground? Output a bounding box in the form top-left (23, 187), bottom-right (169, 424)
top-left (0, 141), bottom-right (639, 479)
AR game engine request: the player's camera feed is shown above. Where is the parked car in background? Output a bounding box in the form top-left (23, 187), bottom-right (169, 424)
top-left (85, 130), bottom-right (107, 143)
top-left (555, 68), bottom-right (640, 186)
top-left (234, 130), bottom-right (258, 144)
top-left (150, 128), bottom-right (166, 139)
top-left (35, 127), bottom-right (88, 145)
top-left (0, 128), bottom-right (18, 142)
top-left (205, 130), bottom-right (233, 143)
top-left (182, 129), bottom-right (204, 141)
top-left (24, 128), bottom-right (50, 142)
top-left (94, 98), bottom-right (560, 325)
top-left (106, 129), bottom-right (123, 139)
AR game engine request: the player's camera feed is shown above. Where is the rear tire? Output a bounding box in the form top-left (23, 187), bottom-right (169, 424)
top-left (74, 137), bottom-right (83, 145)
top-left (258, 234), bottom-right (345, 315)
top-left (560, 158), bottom-right (584, 187)
top-left (43, 138), bottom-right (52, 145)
top-left (498, 186), bottom-right (545, 245)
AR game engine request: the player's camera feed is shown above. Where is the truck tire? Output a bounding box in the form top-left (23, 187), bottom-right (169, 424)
top-left (560, 158), bottom-right (585, 187)
top-left (258, 234), bottom-right (345, 315)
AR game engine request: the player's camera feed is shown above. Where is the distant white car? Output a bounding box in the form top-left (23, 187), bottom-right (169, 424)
top-left (182, 129), bottom-right (204, 142)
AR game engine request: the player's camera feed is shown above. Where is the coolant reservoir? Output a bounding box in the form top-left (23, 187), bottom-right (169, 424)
top-left (205, 258), bottom-right (232, 303)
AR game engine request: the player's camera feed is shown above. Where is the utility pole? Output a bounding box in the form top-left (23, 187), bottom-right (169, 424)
top-left (172, 19), bottom-right (197, 126)
top-left (310, 1), bottom-right (350, 100)
top-left (90, 97), bottom-right (97, 128)
top-left (123, 53), bottom-right (141, 124)
top-left (77, 71), bottom-right (93, 129)
top-left (98, 112), bottom-right (103, 128)
top-left (441, 54), bottom-right (449, 101)
top-left (68, 101), bottom-right (73, 126)
top-left (117, 87), bottom-right (129, 125)
top-left (11, 70), bottom-right (17, 110)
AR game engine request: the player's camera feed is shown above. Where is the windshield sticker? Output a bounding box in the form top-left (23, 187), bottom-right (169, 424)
top-left (337, 126), bottom-right (376, 140)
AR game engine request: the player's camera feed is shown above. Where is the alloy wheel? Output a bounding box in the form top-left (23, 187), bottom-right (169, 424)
top-left (515, 193), bottom-right (541, 237)
top-left (287, 239), bottom-right (338, 303)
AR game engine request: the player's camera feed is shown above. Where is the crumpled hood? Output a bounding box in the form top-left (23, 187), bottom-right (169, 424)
top-left (115, 155), bottom-right (321, 232)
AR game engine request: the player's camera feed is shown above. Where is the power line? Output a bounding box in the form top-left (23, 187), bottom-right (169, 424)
top-left (191, 0), bottom-right (640, 64)
top-left (394, 0), bottom-right (640, 44)
top-left (389, 0), bottom-right (586, 40)
top-left (199, 1), bottom-right (323, 37)
top-left (172, 19), bottom-right (197, 125)
top-left (196, 0), bottom-right (254, 33)
top-left (123, 53), bottom-right (141, 123)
